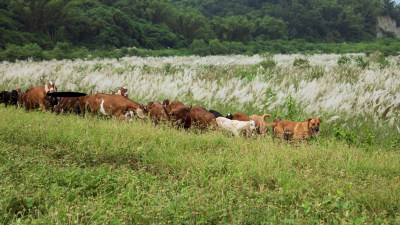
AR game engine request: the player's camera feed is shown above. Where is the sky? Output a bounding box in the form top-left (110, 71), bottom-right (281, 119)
top-left (395, 0), bottom-right (400, 5)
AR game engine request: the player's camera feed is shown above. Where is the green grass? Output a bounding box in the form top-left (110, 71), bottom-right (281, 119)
top-left (1, 106), bottom-right (399, 224)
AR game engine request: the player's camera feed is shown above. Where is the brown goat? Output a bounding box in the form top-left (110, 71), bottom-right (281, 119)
top-left (170, 106), bottom-right (192, 129)
top-left (190, 105), bottom-right (217, 130)
top-left (146, 101), bottom-right (170, 124)
top-left (88, 93), bottom-right (146, 120)
top-left (25, 81), bottom-right (57, 111)
top-left (232, 112), bottom-right (251, 121)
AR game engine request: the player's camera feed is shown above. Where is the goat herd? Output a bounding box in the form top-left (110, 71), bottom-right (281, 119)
top-left (1, 81), bottom-right (322, 142)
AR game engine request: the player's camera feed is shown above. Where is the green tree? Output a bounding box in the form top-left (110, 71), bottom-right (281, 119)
top-left (211, 16), bottom-right (253, 43)
top-left (190, 39), bottom-right (209, 55)
top-left (254, 16), bottom-right (287, 40)
top-left (167, 8), bottom-right (214, 43)
top-left (209, 38), bottom-right (227, 55)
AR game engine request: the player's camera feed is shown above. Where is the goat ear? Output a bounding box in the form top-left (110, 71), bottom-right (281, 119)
top-left (318, 118), bottom-right (322, 123)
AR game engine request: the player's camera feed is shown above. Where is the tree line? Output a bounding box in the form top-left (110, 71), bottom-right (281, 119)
top-left (1, 0), bottom-right (400, 59)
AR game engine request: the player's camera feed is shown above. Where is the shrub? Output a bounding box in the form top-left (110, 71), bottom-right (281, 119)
top-left (259, 58), bottom-right (276, 70)
top-left (278, 94), bottom-right (302, 121)
top-left (234, 68), bottom-right (258, 82)
top-left (4, 44), bottom-right (43, 61)
top-left (50, 42), bottom-right (72, 60)
top-left (190, 39), bottom-right (210, 56)
top-left (333, 124), bottom-right (359, 146)
top-left (355, 56), bottom-right (369, 69)
top-left (209, 39), bottom-right (228, 55)
top-left (293, 57), bottom-right (310, 68)
top-left (223, 41), bottom-right (247, 54)
top-left (378, 57), bottom-right (390, 69)
top-left (309, 66), bottom-right (325, 80)
top-left (22, 44), bottom-right (43, 61)
top-left (51, 47), bottom-right (65, 60)
top-left (337, 55), bottom-right (351, 66)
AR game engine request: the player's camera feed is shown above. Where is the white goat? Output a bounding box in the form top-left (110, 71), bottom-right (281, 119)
top-left (216, 117), bottom-right (256, 137)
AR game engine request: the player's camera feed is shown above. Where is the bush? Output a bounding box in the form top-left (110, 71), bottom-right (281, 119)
top-left (3, 44), bottom-right (43, 61)
top-left (333, 124), bottom-right (359, 146)
top-left (223, 41), bottom-right (247, 54)
top-left (234, 68), bottom-right (258, 82)
top-left (209, 39), bottom-right (228, 55)
top-left (309, 66), bottom-right (325, 80)
top-left (259, 58), bottom-right (276, 70)
top-left (190, 39), bottom-right (209, 56)
top-left (337, 55), bottom-right (351, 66)
top-left (378, 57), bottom-right (390, 69)
top-left (49, 42), bottom-right (72, 60)
top-left (3, 44), bottom-right (23, 61)
top-left (51, 47), bottom-right (65, 60)
top-left (293, 57), bottom-right (310, 68)
top-left (355, 56), bottom-right (369, 69)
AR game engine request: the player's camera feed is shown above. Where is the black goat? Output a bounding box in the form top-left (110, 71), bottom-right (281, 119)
top-left (10, 90), bottom-right (19, 106)
top-left (209, 110), bottom-right (233, 120)
top-left (0, 91), bottom-right (11, 107)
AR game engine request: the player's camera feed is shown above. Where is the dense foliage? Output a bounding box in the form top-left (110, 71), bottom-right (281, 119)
top-left (1, 0), bottom-right (400, 57)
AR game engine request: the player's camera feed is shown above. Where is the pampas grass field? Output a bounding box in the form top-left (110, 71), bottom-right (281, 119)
top-left (1, 53), bottom-right (399, 149)
top-left (0, 54), bottom-right (400, 223)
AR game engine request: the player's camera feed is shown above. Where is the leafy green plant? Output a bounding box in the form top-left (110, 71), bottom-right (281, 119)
top-left (355, 56), bottom-right (369, 69)
top-left (293, 57), bottom-right (310, 68)
top-left (190, 39), bottom-right (209, 56)
top-left (362, 129), bottom-right (375, 147)
top-left (333, 124), bottom-right (359, 146)
top-left (234, 68), bottom-right (258, 82)
top-left (259, 58), bottom-right (277, 70)
top-left (392, 137), bottom-right (400, 150)
top-left (265, 87), bottom-right (277, 99)
top-left (3, 44), bottom-right (43, 62)
top-left (162, 63), bottom-right (181, 74)
top-left (279, 94), bottom-right (301, 121)
top-left (92, 63), bottom-right (103, 71)
top-left (309, 66), bottom-right (325, 79)
top-left (337, 55), bottom-right (351, 66)
top-left (115, 67), bottom-right (125, 75)
top-left (378, 57), bottom-right (390, 69)
top-left (209, 39), bottom-right (228, 55)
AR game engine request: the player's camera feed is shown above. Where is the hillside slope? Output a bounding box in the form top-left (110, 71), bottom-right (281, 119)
top-left (1, 107), bottom-right (399, 223)
top-left (1, 0), bottom-right (400, 51)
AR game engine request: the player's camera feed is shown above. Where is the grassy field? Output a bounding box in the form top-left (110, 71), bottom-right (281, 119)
top-left (1, 106), bottom-right (399, 224)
